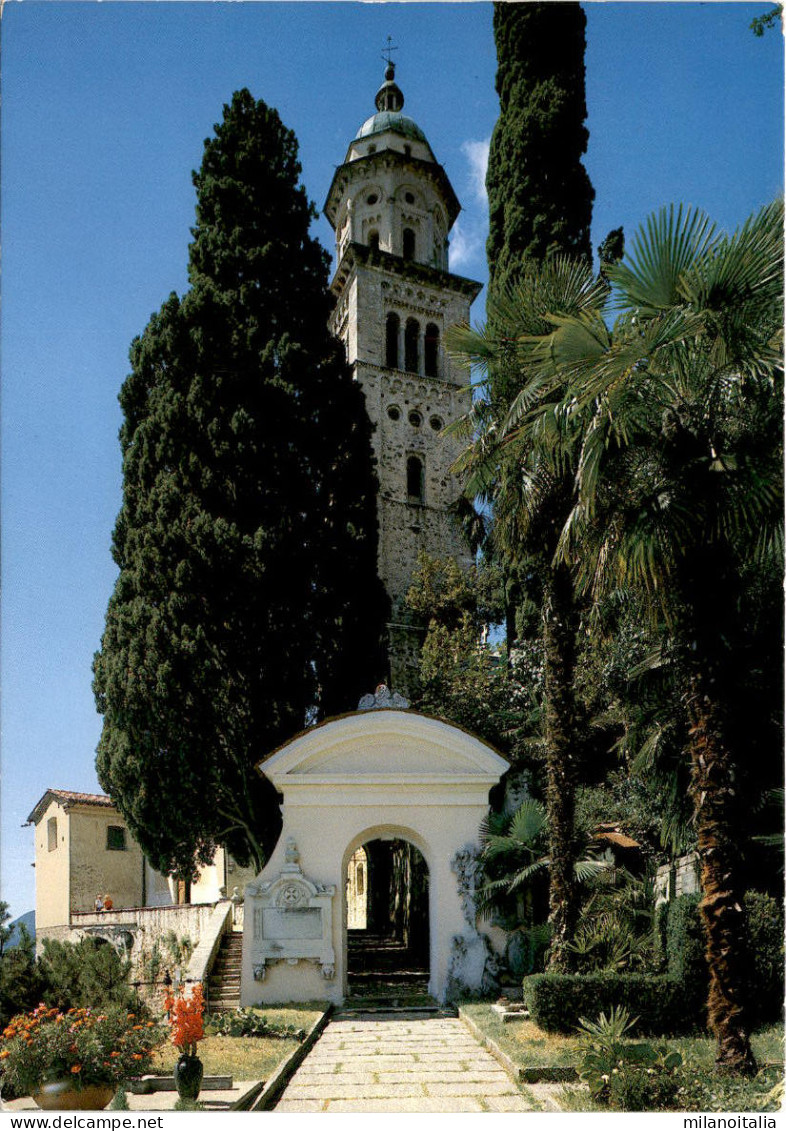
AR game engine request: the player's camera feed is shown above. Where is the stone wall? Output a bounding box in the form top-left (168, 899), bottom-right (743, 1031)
top-left (654, 852), bottom-right (702, 906)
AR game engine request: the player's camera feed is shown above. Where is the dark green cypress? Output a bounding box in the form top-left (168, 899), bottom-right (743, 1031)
top-left (93, 90), bottom-right (386, 878)
top-left (486, 1), bottom-right (594, 307)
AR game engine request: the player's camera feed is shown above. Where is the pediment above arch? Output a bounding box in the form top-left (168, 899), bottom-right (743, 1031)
top-left (258, 710), bottom-right (508, 790)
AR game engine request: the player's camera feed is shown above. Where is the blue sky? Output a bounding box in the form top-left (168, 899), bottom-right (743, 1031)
top-left (2, 2), bottom-right (782, 921)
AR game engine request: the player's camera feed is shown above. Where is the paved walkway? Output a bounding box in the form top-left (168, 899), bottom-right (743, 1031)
top-left (273, 1013), bottom-right (536, 1113)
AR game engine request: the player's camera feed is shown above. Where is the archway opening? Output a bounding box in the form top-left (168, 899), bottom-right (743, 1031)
top-left (346, 837), bottom-right (430, 1001)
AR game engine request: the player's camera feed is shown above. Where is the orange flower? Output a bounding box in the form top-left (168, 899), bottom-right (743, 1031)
top-left (71, 1065), bottom-right (82, 1075)
top-left (132, 1054), bottom-right (143, 1061)
top-left (110, 1051), bottom-right (121, 1058)
top-left (0, 1050), bottom-right (10, 1060)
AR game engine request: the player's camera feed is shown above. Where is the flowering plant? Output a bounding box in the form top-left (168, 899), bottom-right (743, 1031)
top-left (164, 983), bottom-right (204, 1058)
top-left (0, 1005), bottom-right (165, 1098)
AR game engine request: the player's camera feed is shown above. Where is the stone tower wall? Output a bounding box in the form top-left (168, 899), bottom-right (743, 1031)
top-left (326, 83), bottom-right (481, 693)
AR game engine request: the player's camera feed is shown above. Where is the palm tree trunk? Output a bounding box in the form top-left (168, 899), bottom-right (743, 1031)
top-left (542, 561), bottom-right (580, 972)
top-left (687, 671), bottom-right (757, 1076)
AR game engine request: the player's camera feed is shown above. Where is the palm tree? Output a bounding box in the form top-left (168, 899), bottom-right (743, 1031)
top-left (478, 797), bottom-right (606, 916)
top-left (449, 258), bottom-right (609, 971)
top-left (501, 202), bottom-right (783, 1074)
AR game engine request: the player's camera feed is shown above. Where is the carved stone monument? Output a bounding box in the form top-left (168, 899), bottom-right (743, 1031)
top-left (245, 838), bottom-right (336, 982)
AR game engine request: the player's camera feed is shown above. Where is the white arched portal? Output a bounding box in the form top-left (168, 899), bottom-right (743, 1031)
top-left (341, 824), bottom-right (431, 998)
top-left (240, 709), bottom-right (508, 1006)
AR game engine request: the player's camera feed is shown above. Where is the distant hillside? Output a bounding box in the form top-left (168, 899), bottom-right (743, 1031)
top-left (6, 910), bottom-right (35, 949)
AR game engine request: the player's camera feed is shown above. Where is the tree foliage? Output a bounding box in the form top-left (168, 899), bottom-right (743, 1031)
top-left (94, 90), bottom-right (387, 878)
top-left (482, 200), bottom-right (783, 1073)
top-left (0, 919), bottom-right (43, 1030)
top-left (486, 0), bottom-right (594, 314)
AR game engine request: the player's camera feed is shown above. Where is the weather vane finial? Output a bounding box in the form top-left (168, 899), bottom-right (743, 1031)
top-left (381, 36), bottom-right (398, 67)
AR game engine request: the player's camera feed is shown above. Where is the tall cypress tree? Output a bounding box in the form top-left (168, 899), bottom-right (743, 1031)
top-left (93, 90), bottom-right (387, 878)
top-left (486, 0), bottom-right (594, 306)
top-left (478, 5), bottom-right (594, 969)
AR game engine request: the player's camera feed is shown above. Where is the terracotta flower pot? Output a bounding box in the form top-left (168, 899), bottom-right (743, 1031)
top-left (33, 1082), bottom-right (116, 1110)
top-left (173, 1054), bottom-right (203, 1102)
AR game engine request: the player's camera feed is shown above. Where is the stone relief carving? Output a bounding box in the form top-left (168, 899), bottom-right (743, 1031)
top-left (450, 843), bottom-right (483, 927)
top-left (445, 843), bottom-right (500, 999)
top-left (246, 839), bottom-right (336, 982)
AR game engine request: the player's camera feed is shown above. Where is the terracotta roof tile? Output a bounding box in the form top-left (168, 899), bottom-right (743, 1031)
top-left (26, 788), bottom-right (115, 825)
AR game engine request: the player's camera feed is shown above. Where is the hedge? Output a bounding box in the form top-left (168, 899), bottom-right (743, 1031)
top-left (521, 973), bottom-right (699, 1035)
top-left (743, 890), bottom-right (785, 1027)
top-left (524, 890), bottom-right (784, 1035)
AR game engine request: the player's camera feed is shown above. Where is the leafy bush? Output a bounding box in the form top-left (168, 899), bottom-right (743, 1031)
top-left (742, 891), bottom-right (784, 1027)
top-left (522, 973), bottom-right (697, 1035)
top-left (206, 1008), bottom-right (306, 1041)
top-left (665, 894), bottom-right (705, 984)
top-left (663, 890), bottom-right (784, 1028)
top-left (38, 938), bottom-right (134, 1012)
top-left (0, 927), bottom-right (45, 1029)
top-left (577, 1007), bottom-right (684, 1111)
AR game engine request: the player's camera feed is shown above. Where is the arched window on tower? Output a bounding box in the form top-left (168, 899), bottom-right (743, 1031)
top-left (405, 318), bottom-right (419, 373)
top-left (407, 455), bottom-right (425, 504)
top-left (403, 228), bottom-right (416, 261)
top-left (386, 313), bottom-right (400, 369)
top-left (368, 229), bottom-right (380, 252)
top-left (424, 323), bottom-right (439, 378)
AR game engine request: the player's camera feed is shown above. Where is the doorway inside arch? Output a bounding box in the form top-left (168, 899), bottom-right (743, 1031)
top-left (346, 837), bottom-right (430, 1003)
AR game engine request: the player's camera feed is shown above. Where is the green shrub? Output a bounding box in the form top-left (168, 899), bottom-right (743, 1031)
top-left (577, 1007), bottom-right (685, 1111)
top-left (0, 926), bottom-right (45, 1029)
top-left (38, 938), bottom-right (134, 1012)
top-left (665, 894), bottom-right (706, 984)
top-left (663, 890), bottom-right (783, 1028)
top-left (522, 973), bottom-right (698, 1035)
top-left (205, 1008), bottom-right (306, 1041)
top-left (743, 891), bottom-right (784, 1027)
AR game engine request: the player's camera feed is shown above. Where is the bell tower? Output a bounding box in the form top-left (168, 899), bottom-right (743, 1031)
top-left (324, 60), bottom-right (482, 693)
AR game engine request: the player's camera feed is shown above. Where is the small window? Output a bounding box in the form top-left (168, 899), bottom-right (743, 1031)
top-left (366, 193), bottom-right (378, 205)
top-left (368, 145), bottom-right (377, 154)
top-left (357, 865), bottom-right (365, 896)
top-left (429, 415), bottom-right (444, 432)
top-left (407, 455), bottom-right (425, 503)
top-left (47, 817), bottom-right (58, 852)
top-left (405, 192), bottom-right (415, 204)
top-left (408, 410), bottom-right (422, 428)
top-left (368, 230), bottom-right (380, 252)
top-left (386, 312), bottom-right (400, 369)
top-left (424, 323), bottom-right (439, 377)
top-left (403, 228), bottom-right (416, 261)
top-left (387, 405), bottom-right (401, 421)
top-left (404, 317), bottom-right (419, 372)
top-left (404, 145), bottom-right (412, 157)
top-left (106, 825), bottom-right (127, 852)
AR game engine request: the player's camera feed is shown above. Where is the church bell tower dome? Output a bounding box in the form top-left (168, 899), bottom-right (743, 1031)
top-left (354, 62), bottom-right (430, 152)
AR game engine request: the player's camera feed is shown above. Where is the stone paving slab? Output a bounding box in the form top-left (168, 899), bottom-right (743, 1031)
top-left (322, 1097), bottom-right (486, 1113)
top-left (274, 1015), bottom-right (534, 1113)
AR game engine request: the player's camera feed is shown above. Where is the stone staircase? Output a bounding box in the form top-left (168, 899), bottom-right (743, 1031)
top-left (343, 933), bottom-right (447, 1016)
top-left (207, 930), bottom-right (243, 1013)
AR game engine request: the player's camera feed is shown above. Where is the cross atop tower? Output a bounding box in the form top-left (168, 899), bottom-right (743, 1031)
top-left (381, 36), bottom-right (398, 68)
